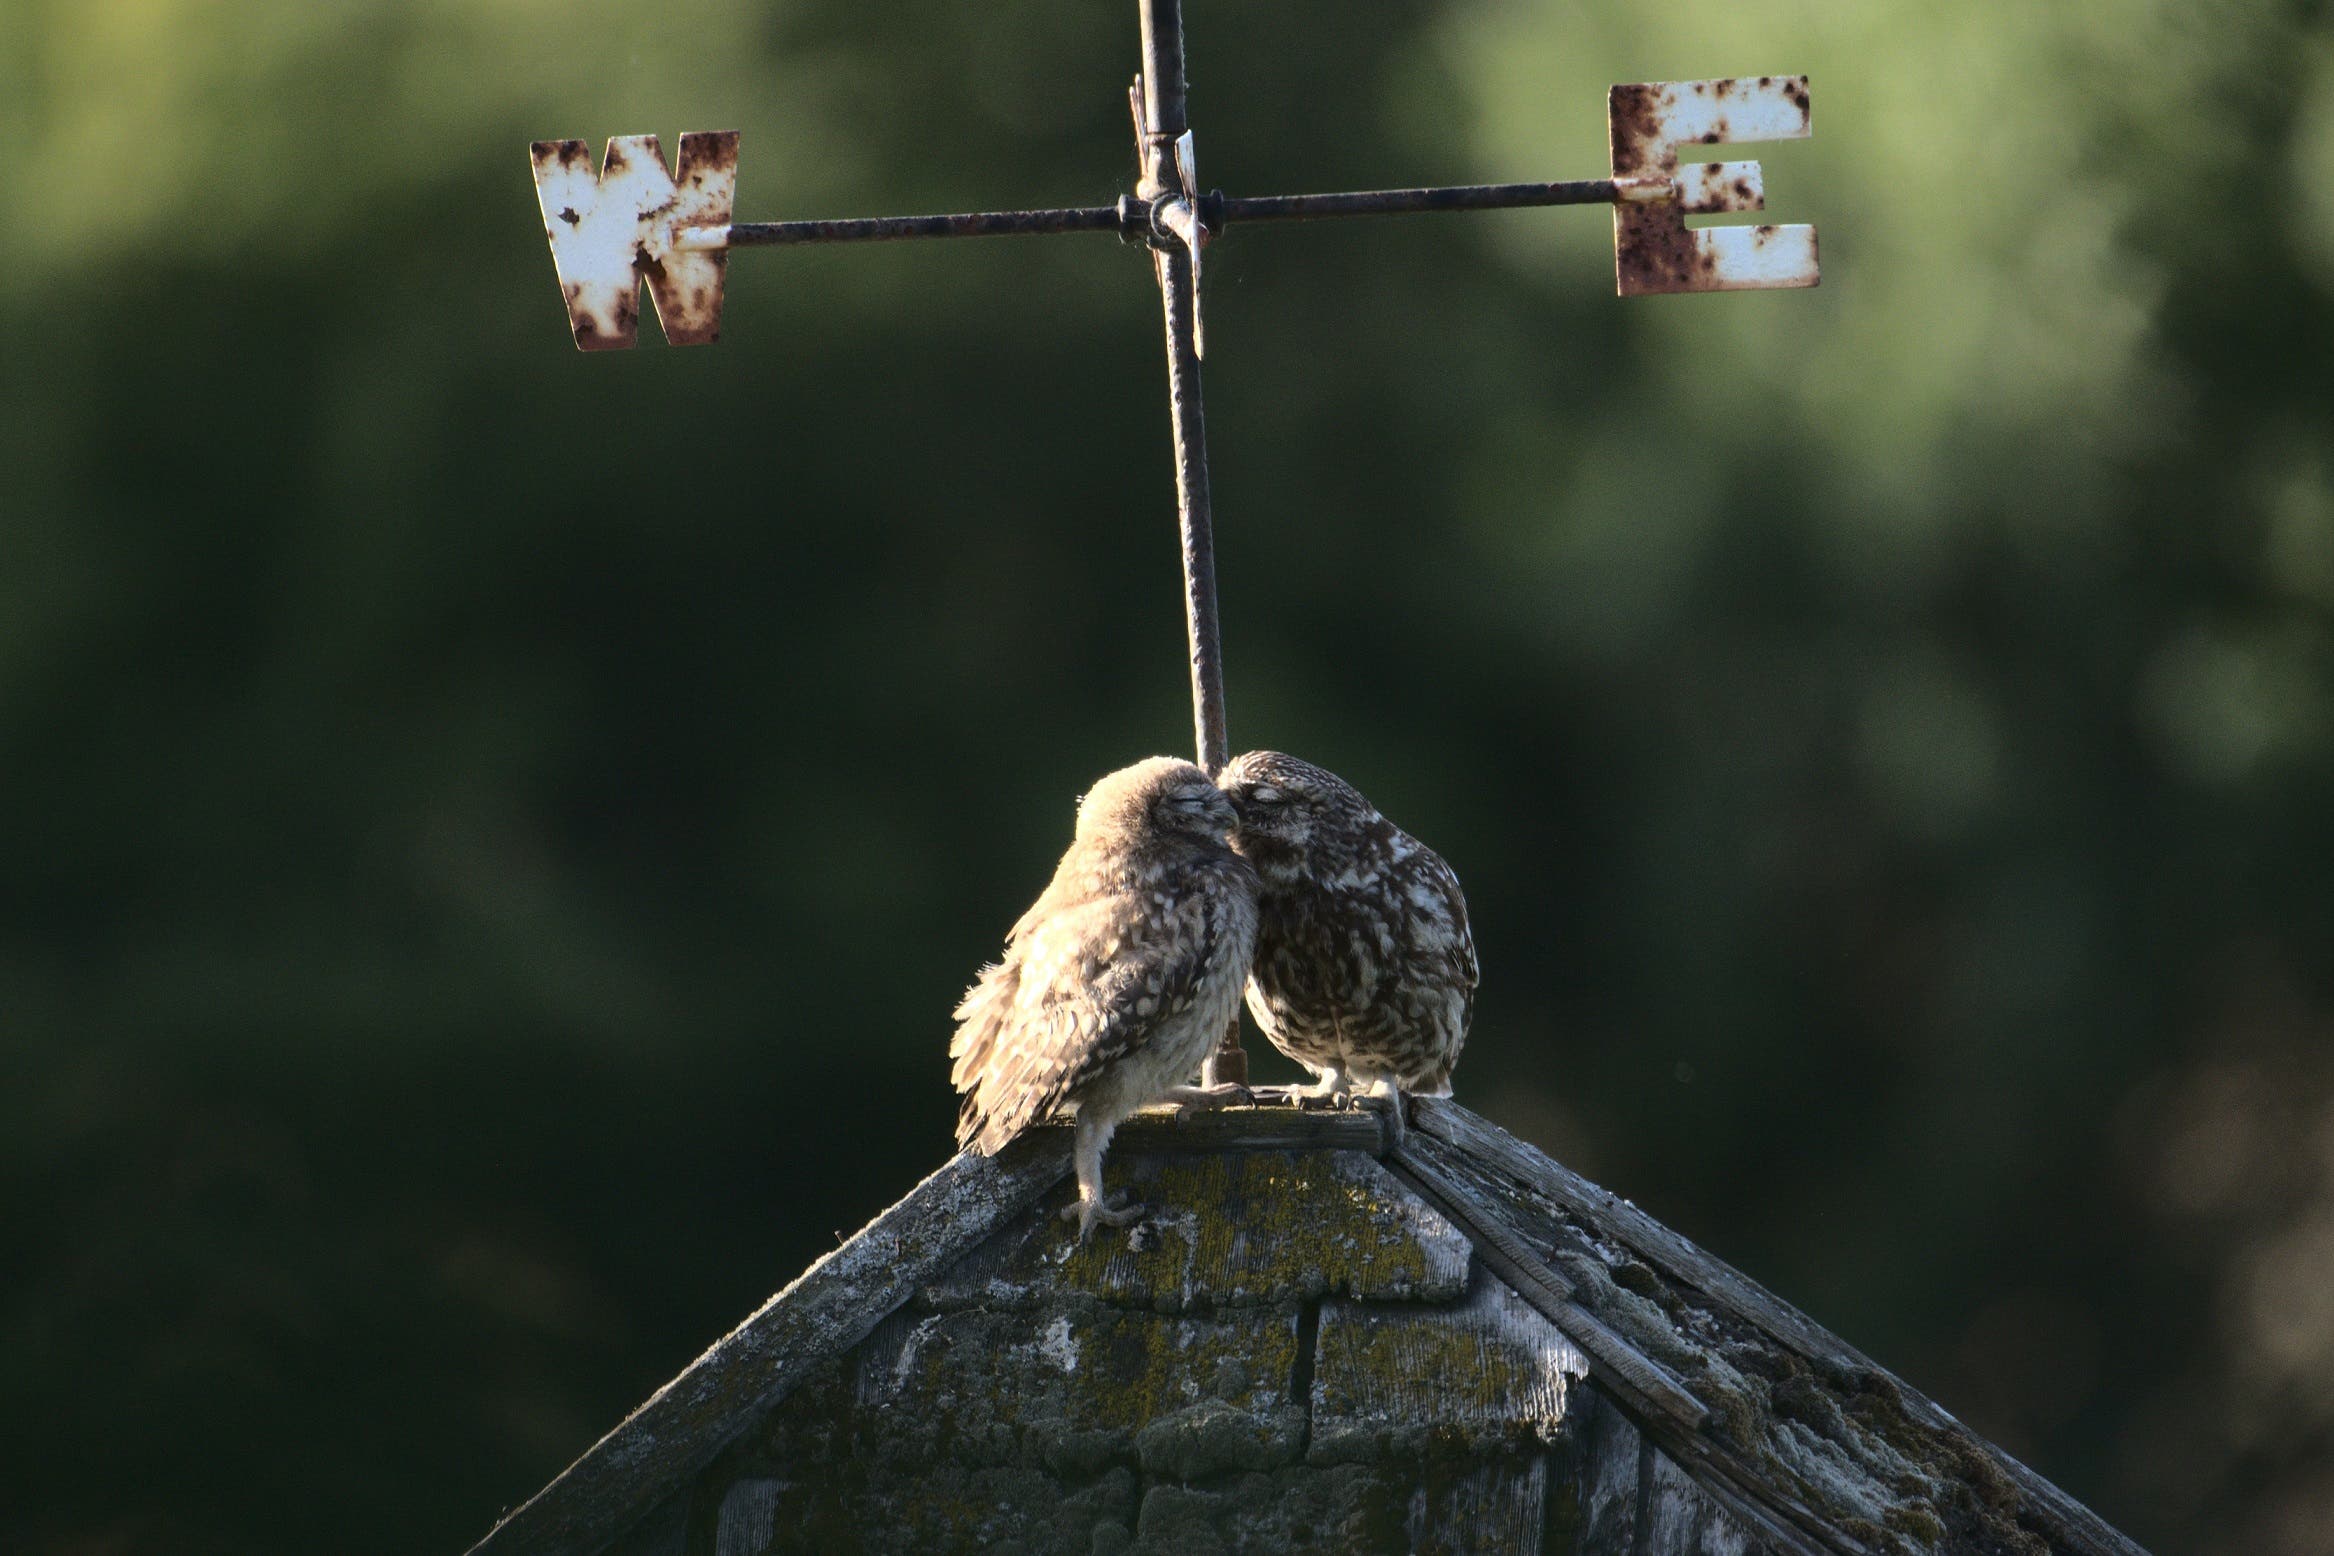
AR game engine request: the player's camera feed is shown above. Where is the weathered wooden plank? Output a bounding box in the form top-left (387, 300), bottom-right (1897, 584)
top-left (1310, 1274), bottom-right (1585, 1461)
top-left (468, 1106), bottom-right (1372, 1556)
top-left (465, 1135), bottom-right (1073, 1556)
top-left (1084, 1102), bottom-right (1392, 1155)
top-left (1415, 1099), bottom-right (1860, 1370)
top-left (712, 1480), bottom-right (781, 1556)
top-left (922, 1149), bottom-right (1472, 1312)
top-left (1574, 1390), bottom-right (1649, 1556)
top-left (1387, 1141), bottom-right (1837, 1556)
top-left (1382, 1146), bottom-right (1710, 1433)
top-left (1407, 1456), bottom-right (1550, 1555)
top-left (1412, 1100), bottom-right (2152, 1556)
top-left (602, 1493), bottom-right (685, 1556)
top-left (1643, 1444), bottom-right (1763, 1556)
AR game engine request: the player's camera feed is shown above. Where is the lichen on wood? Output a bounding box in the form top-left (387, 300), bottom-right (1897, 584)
top-left (922, 1149), bottom-right (1472, 1314)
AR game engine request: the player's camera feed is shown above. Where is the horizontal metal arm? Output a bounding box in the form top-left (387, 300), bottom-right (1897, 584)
top-left (699, 175), bottom-right (1662, 252)
top-left (1215, 177), bottom-right (1630, 223)
top-left (722, 204), bottom-right (1124, 246)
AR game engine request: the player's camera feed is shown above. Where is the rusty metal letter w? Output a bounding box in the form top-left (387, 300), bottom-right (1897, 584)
top-left (529, 132), bottom-right (740, 350)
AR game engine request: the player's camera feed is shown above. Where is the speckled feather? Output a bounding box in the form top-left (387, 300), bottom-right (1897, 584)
top-left (1220, 751), bottom-right (1477, 1095)
top-left (951, 758), bottom-right (1259, 1157)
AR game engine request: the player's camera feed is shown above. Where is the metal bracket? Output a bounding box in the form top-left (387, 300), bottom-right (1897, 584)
top-left (1150, 131), bottom-right (1208, 358)
top-left (1608, 76), bottom-right (1819, 295)
top-left (529, 131), bottom-right (739, 350)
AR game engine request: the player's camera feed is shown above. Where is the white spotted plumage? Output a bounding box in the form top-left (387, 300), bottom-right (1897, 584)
top-left (1219, 751), bottom-right (1477, 1103)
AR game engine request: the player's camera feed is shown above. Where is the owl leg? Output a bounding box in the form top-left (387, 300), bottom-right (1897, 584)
top-left (1059, 1108), bottom-right (1141, 1241)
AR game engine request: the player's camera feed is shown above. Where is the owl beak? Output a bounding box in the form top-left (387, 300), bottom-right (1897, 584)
top-left (1205, 792), bottom-right (1239, 834)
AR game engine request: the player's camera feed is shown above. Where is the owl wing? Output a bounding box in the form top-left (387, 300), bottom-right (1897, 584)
top-left (1391, 836), bottom-right (1478, 1094)
top-left (950, 879), bottom-right (1229, 1156)
top-left (1425, 845), bottom-right (1478, 1000)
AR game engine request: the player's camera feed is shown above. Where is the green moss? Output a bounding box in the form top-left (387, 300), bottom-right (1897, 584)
top-left (1882, 1503), bottom-right (1947, 1543)
top-left (1547, 1251), bottom-right (1704, 1377)
top-left (1134, 1484), bottom-right (1232, 1555)
top-left (1608, 1260), bottom-right (1664, 1301)
top-left (1839, 1515), bottom-right (1890, 1548)
top-left (1135, 1401), bottom-right (1303, 1480)
top-left (1342, 1333), bottom-right (1497, 1414)
top-left (1048, 1152), bottom-right (1454, 1310)
top-left (1041, 1426), bottom-right (1129, 1480)
top-left (1697, 1377), bottom-right (1762, 1453)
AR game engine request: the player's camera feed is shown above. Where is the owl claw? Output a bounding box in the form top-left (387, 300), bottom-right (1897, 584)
top-left (1255, 1076), bottom-right (1351, 1110)
top-left (1247, 1085), bottom-right (1339, 1111)
top-left (1062, 1192), bottom-right (1143, 1241)
top-left (1164, 1082), bottom-right (1255, 1119)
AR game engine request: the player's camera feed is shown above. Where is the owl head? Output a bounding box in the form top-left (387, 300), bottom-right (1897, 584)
top-left (1074, 756), bottom-right (1237, 847)
top-left (1218, 750), bottom-right (1377, 878)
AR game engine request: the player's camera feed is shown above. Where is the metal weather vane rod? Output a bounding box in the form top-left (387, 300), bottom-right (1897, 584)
top-left (526, 34), bottom-right (1820, 1084)
top-left (1134, 0), bottom-right (1225, 799)
top-left (720, 206), bottom-right (1124, 245)
top-left (1129, 0), bottom-right (1243, 1085)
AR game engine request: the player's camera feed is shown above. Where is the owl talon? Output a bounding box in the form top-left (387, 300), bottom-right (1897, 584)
top-left (1062, 1193), bottom-right (1143, 1241)
top-left (1253, 1074), bottom-right (1351, 1110)
top-left (1164, 1082), bottom-right (1255, 1118)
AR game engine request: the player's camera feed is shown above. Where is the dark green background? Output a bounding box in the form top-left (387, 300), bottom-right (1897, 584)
top-left (7, 0), bottom-right (2333, 1551)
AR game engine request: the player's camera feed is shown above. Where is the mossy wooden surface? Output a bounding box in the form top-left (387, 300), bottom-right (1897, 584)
top-left (472, 1103), bottom-right (2145, 1556)
top-left (688, 1135), bottom-right (1590, 1555)
top-left (1406, 1107), bottom-right (2142, 1556)
top-left (922, 1150), bottom-right (1471, 1314)
top-left (1311, 1275), bottom-right (1586, 1462)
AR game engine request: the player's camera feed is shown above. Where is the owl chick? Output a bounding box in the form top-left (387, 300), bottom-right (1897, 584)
top-left (951, 757), bottom-right (1259, 1240)
top-left (1218, 750), bottom-right (1477, 1109)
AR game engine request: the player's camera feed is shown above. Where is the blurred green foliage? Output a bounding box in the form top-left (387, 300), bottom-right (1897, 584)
top-left (4, 0), bottom-right (2332, 1551)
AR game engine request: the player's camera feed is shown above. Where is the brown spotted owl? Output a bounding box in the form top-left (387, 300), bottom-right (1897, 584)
top-left (950, 757), bottom-right (1259, 1239)
top-left (1218, 750), bottom-right (1476, 1104)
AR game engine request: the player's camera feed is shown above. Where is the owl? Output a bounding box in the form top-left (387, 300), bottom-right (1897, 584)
top-left (951, 757), bottom-right (1259, 1240)
top-left (1217, 750), bottom-right (1477, 1108)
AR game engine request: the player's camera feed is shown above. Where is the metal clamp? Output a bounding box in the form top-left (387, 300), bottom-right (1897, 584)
top-left (1147, 132), bottom-right (1209, 358)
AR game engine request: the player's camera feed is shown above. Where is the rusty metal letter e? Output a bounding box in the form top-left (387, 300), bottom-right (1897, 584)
top-left (1608, 78), bottom-right (1818, 297)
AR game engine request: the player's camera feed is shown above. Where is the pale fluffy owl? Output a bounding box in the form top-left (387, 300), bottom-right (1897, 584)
top-left (951, 757), bottom-right (1259, 1239)
top-left (1218, 750), bottom-right (1477, 1104)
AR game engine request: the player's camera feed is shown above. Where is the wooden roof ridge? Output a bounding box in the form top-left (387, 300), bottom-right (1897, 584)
top-left (1401, 1100), bottom-right (2150, 1556)
top-left (464, 1110), bottom-right (1381, 1556)
top-left (464, 1102), bottom-right (2150, 1556)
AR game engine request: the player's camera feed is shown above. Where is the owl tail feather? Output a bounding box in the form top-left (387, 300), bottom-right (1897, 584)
top-left (956, 1093), bottom-right (1000, 1155)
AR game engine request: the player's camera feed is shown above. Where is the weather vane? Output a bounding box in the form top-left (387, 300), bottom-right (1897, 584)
top-left (527, 0), bottom-right (1818, 1085)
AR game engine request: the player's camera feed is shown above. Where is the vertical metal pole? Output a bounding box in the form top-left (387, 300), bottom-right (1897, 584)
top-left (1138, 0), bottom-right (1226, 779)
top-left (1138, 0), bottom-right (1243, 1086)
